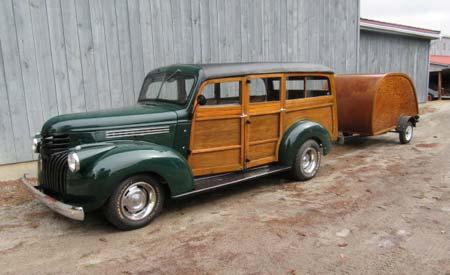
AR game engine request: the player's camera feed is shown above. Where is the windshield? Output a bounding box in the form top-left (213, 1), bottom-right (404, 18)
top-left (138, 72), bottom-right (196, 105)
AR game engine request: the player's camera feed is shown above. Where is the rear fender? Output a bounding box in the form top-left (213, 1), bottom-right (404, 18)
top-left (278, 120), bottom-right (331, 167)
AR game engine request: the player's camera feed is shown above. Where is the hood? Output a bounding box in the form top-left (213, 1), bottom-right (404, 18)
top-left (41, 103), bottom-right (180, 134)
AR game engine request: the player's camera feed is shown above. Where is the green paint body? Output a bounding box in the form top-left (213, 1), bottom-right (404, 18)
top-left (37, 65), bottom-right (332, 212)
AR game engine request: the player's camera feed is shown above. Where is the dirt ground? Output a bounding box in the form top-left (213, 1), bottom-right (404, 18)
top-left (1, 101), bottom-right (449, 275)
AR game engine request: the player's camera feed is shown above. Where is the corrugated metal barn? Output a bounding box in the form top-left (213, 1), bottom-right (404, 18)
top-left (431, 36), bottom-right (450, 56)
top-left (1, 2), bottom-right (440, 166)
top-left (359, 18), bottom-right (440, 104)
top-left (0, 0), bottom-right (360, 165)
top-left (430, 37), bottom-right (450, 99)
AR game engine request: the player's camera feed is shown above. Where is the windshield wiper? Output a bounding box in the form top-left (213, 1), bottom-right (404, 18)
top-left (155, 69), bottom-right (181, 100)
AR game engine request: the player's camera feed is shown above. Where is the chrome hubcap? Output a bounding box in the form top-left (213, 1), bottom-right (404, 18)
top-left (120, 182), bottom-right (156, 221)
top-left (405, 125), bottom-right (413, 141)
top-left (301, 148), bottom-right (318, 174)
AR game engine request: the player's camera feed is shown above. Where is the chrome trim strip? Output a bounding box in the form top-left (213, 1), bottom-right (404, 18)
top-left (105, 126), bottom-right (170, 139)
top-left (21, 176), bottom-right (85, 221)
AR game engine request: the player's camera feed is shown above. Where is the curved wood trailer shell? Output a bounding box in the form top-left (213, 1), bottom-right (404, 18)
top-left (334, 73), bottom-right (419, 136)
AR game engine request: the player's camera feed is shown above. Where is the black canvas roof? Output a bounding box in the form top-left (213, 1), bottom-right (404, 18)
top-left (194, 62), bottom-right (334, 79)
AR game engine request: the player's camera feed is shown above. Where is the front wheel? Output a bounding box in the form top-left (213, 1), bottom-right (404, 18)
top-left (291, 139), bottom-right (322, 181)
top-left (104, 175), bottom-right (165, 230)
top-left (399, 121), bottom-right (414, 144)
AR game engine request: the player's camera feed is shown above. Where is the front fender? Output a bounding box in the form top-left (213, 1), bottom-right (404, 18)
top-left (278, 120), bottom-right (331, 166)
top-left (66, 141), bottom-right (194, 211)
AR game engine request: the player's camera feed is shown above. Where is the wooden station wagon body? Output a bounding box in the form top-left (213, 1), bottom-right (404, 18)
top-left (24, 63), bottom-right (339, 229)
top-left (23, 63), bottom-right (417, 230)
top-left (189, 63), bottom-right (338, 177)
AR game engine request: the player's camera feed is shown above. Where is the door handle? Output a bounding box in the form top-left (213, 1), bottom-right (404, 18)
top-left (246, 120), bottom-right (251, 124)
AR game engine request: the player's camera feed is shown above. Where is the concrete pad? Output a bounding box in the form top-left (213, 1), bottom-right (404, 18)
top-left (0, 161), bottom-right (37, 181)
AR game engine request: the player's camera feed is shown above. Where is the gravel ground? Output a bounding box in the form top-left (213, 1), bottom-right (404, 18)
top-left (0, 101), bottom-right (449, 275)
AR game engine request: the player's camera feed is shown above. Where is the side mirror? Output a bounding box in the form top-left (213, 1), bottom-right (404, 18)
top-left (197, 94), bottom-right (207, 106)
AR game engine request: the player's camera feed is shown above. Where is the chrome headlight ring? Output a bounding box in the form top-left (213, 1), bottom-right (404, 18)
top-left (67, 152), bottom-right (80, 172)
top-left (32, 138), bottom-right (40, 153)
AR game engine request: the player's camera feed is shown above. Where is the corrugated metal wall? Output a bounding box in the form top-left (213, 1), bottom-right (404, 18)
top-left (359, 30), bottom-right (430, 103)
top-left (431, 36), bottom-right (450, 56)
top-left (0, 0), bottom-right (359, 165)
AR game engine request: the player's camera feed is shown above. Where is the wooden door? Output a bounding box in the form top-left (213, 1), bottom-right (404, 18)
top-left (188, 78), bottom-right (245, 177)
top-left (245, 75), bottom-right (284, 168)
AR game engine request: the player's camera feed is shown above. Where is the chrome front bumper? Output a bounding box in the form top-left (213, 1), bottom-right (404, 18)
top-left (21, 176), bottom-right (85, 221)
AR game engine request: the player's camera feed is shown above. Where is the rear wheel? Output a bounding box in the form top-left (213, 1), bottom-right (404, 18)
top-left (104, 175), bottom-right (164, 230)
top-left (399, 121), bottom-right (414, 144)
top-left (291, 139), bottom-right (322, 181)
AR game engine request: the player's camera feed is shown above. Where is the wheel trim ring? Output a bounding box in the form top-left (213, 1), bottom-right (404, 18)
top-left (301, 147), bottom-right (318, 174)
top-left (120, 181), bottom-right (157, 221)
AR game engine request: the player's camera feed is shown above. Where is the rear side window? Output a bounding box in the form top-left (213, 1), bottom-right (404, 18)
top-left (202, 81), bottom-right (241, 105)
top-left (249, 77), bottom-right (281, 103)
top-left (286, 76), bottom-right (305, 100)
top-left (286, 75), bottom-right (330, 100)
top-left (306, 76), bottom-right (330, 97)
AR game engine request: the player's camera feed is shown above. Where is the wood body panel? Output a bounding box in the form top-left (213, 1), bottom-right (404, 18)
top-left (372, 74), bottom-right (419, 134)
top-left (189, 73), bottom-right (338, 176)
top-left (335, 73), bottom-right (419, 136)
top-left (284, 97), bottom-right (336, 138)
top-left (189, 78), bottom-right (245, 176)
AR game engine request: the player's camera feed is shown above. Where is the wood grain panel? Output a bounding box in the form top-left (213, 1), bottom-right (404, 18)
top-left (248, 140), bottom-right (277, 161)
top-left (193, 118), bottom-right (241, 149)
top-left (248, 114), bottom-right (279, 142)
top-left (190, 148), bottom-right (241, 176)
top-left (373, 74), bottom-right (418, 134)
top-left (285, 105), bottom-right (334, 135)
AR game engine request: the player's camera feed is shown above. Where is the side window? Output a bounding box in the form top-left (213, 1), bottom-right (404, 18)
top-left (202, 81), bottom-right (241, 105)
top-left (306, 76), bottom-right (330, 97)
top-left (249, 77), bottom-right (281, 103)
top-left (286, 76), bottom-right (305, 100)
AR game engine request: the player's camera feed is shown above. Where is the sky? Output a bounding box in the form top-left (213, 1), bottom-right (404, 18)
top-left (361, 0), bottom-right (450, 35)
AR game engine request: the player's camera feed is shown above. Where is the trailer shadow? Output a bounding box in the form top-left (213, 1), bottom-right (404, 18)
top-left (336, 134), bottom-right (401, 149)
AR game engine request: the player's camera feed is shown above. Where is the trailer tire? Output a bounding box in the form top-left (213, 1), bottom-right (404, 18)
top-left (399, 121), bottom-right (414, 144)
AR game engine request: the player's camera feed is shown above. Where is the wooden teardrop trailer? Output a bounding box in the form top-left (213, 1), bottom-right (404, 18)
top-left (334, 73), bottom-right (419, 143)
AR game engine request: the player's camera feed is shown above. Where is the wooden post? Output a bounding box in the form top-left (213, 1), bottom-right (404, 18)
top-left (438, 71), bottom-right (442, 100)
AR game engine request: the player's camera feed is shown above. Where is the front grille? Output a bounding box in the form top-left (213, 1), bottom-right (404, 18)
top-left (41, 133), bottom-right (71, 154)
top-left (40, 133), bottom-right (71, 194)
top-left (40, 150), bottom-right (69, 194)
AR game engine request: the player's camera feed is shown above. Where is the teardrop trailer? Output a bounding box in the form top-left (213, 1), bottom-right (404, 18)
top-left (334, 73), bottom-right (419, 143)
top-left (22, 63), bottom-right (419, 230)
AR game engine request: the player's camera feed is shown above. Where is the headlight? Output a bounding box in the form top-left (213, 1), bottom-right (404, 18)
top-left (32, 138), bottom-right (40, 153)
top-left (67, 152), bottom-right (80, 172)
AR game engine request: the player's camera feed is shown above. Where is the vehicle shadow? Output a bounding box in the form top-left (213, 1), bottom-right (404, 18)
top-left (165, 174), bottom-right (289, 211)
top-left (80, 173), bottom-right (291, 232)
top-left (82, 135), bottom-right (401, 231)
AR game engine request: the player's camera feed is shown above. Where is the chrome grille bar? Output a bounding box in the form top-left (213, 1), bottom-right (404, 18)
top-left (105, 126), bottom-right (170, 139)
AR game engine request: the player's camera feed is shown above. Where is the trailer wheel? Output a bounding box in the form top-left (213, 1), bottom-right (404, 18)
top-left (399, 121), bottom-right (414, 144)
top-left (291, 139), bottom-right (322, 181)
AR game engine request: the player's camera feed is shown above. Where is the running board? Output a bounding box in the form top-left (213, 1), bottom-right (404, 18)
top-left (172, 164), bottom-right (290, 198)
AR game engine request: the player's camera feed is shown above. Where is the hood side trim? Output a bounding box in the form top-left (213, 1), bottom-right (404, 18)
top-left (105, 126), bottom-right (170, 139)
